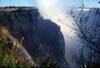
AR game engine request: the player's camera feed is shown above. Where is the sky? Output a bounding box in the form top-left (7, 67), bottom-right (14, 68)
top-left (0, 0), bottom-right (99, 8)
top-left (0, 0), bottom-right (36, 7)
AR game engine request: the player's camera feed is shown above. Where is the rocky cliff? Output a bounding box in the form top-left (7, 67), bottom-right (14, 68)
top-left (71, 8), bottom-right (100, 64)
top-left (0, 7), bottom-right (66, 67)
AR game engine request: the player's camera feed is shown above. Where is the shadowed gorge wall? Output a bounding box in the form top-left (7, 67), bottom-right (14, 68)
top-left (0, 7), bottom-right (67, 67)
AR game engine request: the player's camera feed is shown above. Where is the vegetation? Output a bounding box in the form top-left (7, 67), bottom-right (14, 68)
top-left (40, 56), bottom-right (58, 68)
top-left (0, 27), bottom-right (31, 68)
top-left (0, 27), bottom-right (58, 68)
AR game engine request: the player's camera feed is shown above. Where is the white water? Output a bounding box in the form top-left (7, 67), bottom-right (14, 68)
top-left (37, 0), bottom-right (84, 68)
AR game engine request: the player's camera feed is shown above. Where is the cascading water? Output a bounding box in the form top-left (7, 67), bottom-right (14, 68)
top-left (37, 0), bottom-right (85, 68)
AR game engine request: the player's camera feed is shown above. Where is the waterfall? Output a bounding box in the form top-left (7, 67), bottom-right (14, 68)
top-left (37, 0), bottom-right (83, 68)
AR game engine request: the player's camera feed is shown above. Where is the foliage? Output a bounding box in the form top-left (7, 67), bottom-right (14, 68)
top-left (0, 30), bottom-right (58, 68)
top-left (40, 56), bottom-right (58, 68)
top-left (0, 29), bottom-right (32, 68)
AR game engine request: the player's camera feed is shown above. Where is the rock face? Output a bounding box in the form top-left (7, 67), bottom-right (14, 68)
top-left (71, 8), bottom-right (100, 63)
top-left (70, 8), bottom-right (100, 45)
top-left (0, 7), bottom-right (66, 67)
top-left (82, 8), bottom-right (100, 48)
top-left (73, 8), bottom-right (100, 51)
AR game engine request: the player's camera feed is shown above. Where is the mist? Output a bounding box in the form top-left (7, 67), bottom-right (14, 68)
top-left (37, 0), bottom-right (83, 68)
